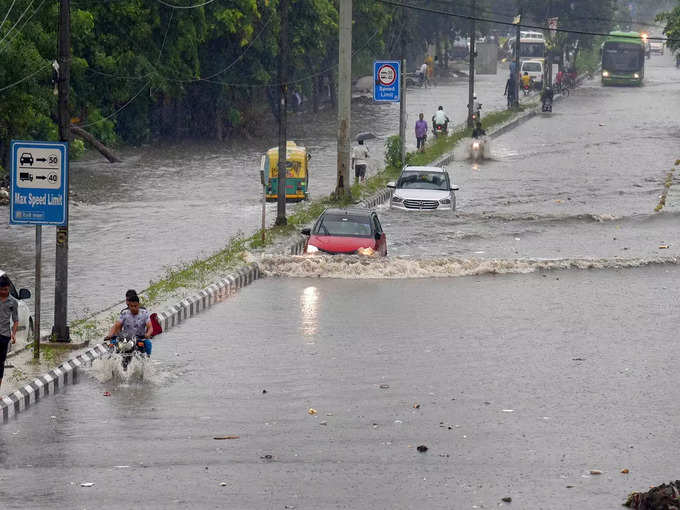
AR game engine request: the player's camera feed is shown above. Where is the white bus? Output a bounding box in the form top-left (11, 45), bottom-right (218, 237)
top-left (510, 31), bottom-right (546, 64)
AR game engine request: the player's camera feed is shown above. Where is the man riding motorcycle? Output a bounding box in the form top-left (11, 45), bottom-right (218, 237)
top-left (105, 292), bottom-right (153, 356)
top-left (472, 120), bottom-right (486, 139)
top-left (540, 86), bottom-right (554, 112)
top-left (432, 106), bottom-right (450, 135)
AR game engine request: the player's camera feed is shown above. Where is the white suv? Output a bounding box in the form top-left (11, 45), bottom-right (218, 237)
top-left (387, 166), bottom-right (459, 211)
top-left (0, 270), bottom-right (33, 347)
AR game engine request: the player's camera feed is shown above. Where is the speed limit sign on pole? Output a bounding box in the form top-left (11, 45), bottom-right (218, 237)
top-left (374, 60), bottom-right (401, 102)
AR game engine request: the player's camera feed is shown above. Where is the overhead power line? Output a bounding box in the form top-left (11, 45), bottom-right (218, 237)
top-left (0, 0), bottom-right (34, 47)
top-left (376, 0), bottom-right (676, 42)
top-left (155, 0), bottom-right (218, 9)
top-left (0, 0), bottom-right (18, 32)
top-left (0, 0), bottom-right (47, 54)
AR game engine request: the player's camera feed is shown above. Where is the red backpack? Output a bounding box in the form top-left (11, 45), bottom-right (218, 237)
top-left (149, 313), bottom-right (163, 337)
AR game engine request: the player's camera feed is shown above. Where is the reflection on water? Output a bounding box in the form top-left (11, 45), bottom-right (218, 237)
top-left (300, 285), bottom-right (319, 337)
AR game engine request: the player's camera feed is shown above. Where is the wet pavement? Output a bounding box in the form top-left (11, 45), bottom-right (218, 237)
top-left (2, 53), bottom-right (680, 509)
top-left (2, 269), bottom-right (680, 509)
top-left (0, 68), bottom-right (510, 326)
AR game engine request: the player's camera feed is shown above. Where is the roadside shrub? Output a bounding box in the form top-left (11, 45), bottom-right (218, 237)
top-left (384, 135), bottom-right (402, 169)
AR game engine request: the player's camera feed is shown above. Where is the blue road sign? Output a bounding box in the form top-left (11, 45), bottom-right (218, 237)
top-left (10, 140), bottom-right (68, 226)
top-left (374, 60), bottom-right (401, 102)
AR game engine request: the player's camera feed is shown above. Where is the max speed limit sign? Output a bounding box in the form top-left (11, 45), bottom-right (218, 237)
top-left (373, 60), bottom-right (401, 102)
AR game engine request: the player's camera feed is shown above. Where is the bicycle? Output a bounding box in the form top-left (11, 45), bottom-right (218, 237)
top-left (554, 81), bottom-right (569, 97)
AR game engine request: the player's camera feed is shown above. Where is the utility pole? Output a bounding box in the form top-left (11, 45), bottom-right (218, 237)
top-left (336, 0), bottom-right (352, 198)
top-left (275, 0), bottom-right (288, 226)
top-left (467, 0), bottom-right (476, 128)
top-left (398, 7), bottom-right (406, 167)
top-left (546, 0), bottom-right (554, 88)
top-left (514, 8), bottom-right (521, 108)
top-left (52, 0), bottom-right (70, 342)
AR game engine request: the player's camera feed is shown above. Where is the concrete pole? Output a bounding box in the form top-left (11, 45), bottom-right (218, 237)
top-left (275, 0), bottom-right (288, 226)
top-left (336, 0), bottom-right (352, 197)
top-left (53, 0), bottom-right (70, 342)
top-left (398, 7), bottom-right (406, 167)
top-left (467, 0), bottom-right (476, 128)
top-left (33, 226), bottom-right (41, 359)
top-left (514, 11), bottom-right (521, 108)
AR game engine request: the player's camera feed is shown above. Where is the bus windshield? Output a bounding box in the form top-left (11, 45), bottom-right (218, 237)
top-left (603, 42), bottom-right (643, 72)
top-left (520, 42), bottom-right (545, 59)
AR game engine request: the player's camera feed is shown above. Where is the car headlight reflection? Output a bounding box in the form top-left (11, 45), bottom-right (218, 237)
top-left (306, 244), bottom-right (319, 254)
top-left (391, 195), bottom-right (403, 203)
top-left (634, 73), bottom-right (640, 79)
top-left (602, 70), bottom-right (610, 77)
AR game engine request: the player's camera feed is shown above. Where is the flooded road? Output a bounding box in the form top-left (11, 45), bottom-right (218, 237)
top-left (3, 54), bottom-right (680, 510)
top-left (3, 269), bottom-right (680, 509)
top-left (0, 70), bottom-right (509, 324)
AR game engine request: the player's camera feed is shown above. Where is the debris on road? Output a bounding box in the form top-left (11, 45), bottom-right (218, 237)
top-left (413, 403), bottom-right (420, 409)
top-left (625, 480), bottom-right (680, 509)
top-left (308, 408), bottom-right (317, 415)
top-left (262, 389), bottom-right (267, 394)
top-left (80, 482), bottom-right (95, 488)
top-left (213, 435), bottom-right (240, 440)
top-left (379, 384), bottom-right (390, 389)
top-left (621, 468), bottom-right (630, 474)
top-left (320, 421), bottom-right (328, 426)
top-left (103, 392), bottom-right (111, 397)
top-left (590, 469), bottom-right (603, 475)
top-left (502, 496), bottom-right (512, 503)
top-left (220, 482), bottom-right (227, 486)
top-left (416, 445), bottom-right (428, 453)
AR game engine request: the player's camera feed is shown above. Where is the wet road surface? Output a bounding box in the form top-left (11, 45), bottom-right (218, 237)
top-left (2, 269), bottom-right (680, 509)
top-left (0, 69), bottom-right (510, 325)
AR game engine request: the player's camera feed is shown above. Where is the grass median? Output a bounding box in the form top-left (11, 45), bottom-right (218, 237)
top-left (68, 103), bottom-right (530, 341)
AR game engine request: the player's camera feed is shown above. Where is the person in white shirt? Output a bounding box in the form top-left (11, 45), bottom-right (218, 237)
top-left (432, 106), bottom-right (450, 130)
top-left (352, 140), bottom-right (369, 183)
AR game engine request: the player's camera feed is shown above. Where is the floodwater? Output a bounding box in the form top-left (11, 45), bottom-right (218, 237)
top-left (2, 269), bottom-right (680, 509)
top-left (2, 53), bottom-right (680, 509)
top-left (0, 69), bottom-right (510, 324)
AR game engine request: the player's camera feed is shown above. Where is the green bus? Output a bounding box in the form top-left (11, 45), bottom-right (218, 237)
top-left (601, 31), bottom-right (645, 86)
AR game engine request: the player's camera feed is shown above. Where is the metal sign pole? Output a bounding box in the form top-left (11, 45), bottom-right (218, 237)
top-left (33, 225), bottom-right (41, 359)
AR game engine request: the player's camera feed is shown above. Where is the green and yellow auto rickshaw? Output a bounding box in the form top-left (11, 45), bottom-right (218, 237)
top-left (262, 141), bottom-right (310, 202)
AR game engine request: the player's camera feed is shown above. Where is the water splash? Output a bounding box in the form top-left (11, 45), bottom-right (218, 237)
top-left (87, 354), bottom-right (166, 385)
top-left (258, 254), bottom-right (680, 280)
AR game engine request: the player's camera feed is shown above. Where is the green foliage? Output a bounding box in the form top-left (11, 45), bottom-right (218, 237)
top-left (384, 135), bottom-right (402, 169)
top-left (659, 3), bottom-right (680, 53)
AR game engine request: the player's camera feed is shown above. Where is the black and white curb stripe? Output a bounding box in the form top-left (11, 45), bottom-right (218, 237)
top-left (0, 344), bottom-right (108, 424)
top-left (1, 263), bottom-right (262, 424)
top-left (357, 188), bottom-right (392, 209)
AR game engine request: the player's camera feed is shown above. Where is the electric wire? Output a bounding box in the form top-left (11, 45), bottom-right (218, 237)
top-left (0, 61), bottom-right (49, 92)
top-left (75, 9), bottom-right (176, 128)
top-left (0, 0), bottom-right (18, 32)
top-left (0, 0), bottom-right (33, 47)
top-left (155, 0), bottom-right (218, 9)
top-left (0, 0), bottom-right (47, 54)
top-left (376, 0), bottom-right (676, 43)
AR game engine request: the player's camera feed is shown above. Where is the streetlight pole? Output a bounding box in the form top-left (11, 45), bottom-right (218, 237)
top-left (336, 0), bottom-right (352, 198)
top-left (52, 0), bottom-right (70, 342)
top-left (275, 0), bottom-right (289, 226)
top-left (467, 0), bottom-right (476, 128)
top-left (514, 9), bottom-right (521, 108)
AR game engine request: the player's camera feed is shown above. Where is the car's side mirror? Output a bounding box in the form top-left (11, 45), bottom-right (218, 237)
top-left (386, 181), bottom-right (396, 189)
top-left (301, 228), bottom-right (311, 236)
top-left (451, 185), bottom-right (460, 191)
top-left (19, 288), bottom-right (31, 300)
top-left (307, 153), bottom-right (312, 160)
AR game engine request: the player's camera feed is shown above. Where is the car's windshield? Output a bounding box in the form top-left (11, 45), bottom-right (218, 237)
top-left (397, 171), bottom-right (450, 191)
top-left (314, 214), bottom-right (373, 238)
top-left (522, 62), bottom-right (541, 72)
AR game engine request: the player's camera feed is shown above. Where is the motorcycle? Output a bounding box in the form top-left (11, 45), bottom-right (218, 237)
top-left (106, 334), bottom-right (148, 371)
top-left (433, 123), bottom-right (448, 138)
top-left (470, 138), bottom-right (486, 161)
top-left (522, 82), bottom-right (531, 96)
top-left (541, 98), bottom-right (553, 113)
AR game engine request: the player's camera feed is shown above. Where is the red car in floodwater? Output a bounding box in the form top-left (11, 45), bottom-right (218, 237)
top-left (301, 208), bottom-right (387, 256)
